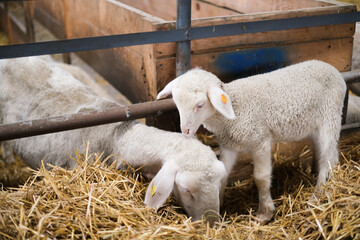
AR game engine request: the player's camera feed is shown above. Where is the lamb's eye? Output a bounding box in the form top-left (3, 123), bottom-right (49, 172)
top-left (197, 102), bottom-right (205, 109)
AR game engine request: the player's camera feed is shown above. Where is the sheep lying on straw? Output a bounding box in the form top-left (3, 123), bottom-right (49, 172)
top-left (0, 56), bottom-right (226, 224)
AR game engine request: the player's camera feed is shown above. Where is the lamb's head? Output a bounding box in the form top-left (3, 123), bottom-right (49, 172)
top-left (157, 68), bottom-right (235, 136)
top-left (144, 149), bottom-right (227, 226)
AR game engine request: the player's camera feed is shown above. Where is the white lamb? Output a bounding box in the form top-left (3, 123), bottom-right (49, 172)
top-left (0, 56), bottom-right (227, 225)
top-left (157, 60), bottom-right (346, 223)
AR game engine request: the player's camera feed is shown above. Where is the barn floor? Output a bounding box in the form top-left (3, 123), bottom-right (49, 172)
top-left (0, 133), bottom-right (359, 239)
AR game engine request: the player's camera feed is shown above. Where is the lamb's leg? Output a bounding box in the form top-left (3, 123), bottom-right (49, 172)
top-left (312, 127), bottom-right (340, 189)
top-left (219, 147), bottom-right (238, 206)
top-left (252, 142), bottom-right (274, 224)
top-left (220, 147), bottom-right (238, 174)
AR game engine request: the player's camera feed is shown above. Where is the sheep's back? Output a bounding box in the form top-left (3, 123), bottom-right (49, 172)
top-left (223, 60), bottom-right (346, 143)
top-left (0, 57), bottom-right (127, 169)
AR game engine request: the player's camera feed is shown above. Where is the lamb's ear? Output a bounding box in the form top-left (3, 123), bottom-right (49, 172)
top-left (144, 161), bottom-right (178, 209)
top-left (208, 86), bottom-right (236, 120)
top-left (157, 80), bottom-right (177, 99)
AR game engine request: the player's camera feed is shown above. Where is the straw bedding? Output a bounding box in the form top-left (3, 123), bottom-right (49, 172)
top-left (0, 133), bottom-right (359, 239)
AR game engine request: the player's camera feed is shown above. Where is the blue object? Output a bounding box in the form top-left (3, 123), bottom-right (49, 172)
top-left (215, 47), bottom-right (287, 80)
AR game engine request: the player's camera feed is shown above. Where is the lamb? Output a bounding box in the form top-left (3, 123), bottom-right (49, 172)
top-left (157, 60), bottom-right (347, 223)
top-left (0, 56), bottom-right (227, 225)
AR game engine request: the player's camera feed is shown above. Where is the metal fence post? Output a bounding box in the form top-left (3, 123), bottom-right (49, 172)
top-left (176, 0), bottom-right (191, 77)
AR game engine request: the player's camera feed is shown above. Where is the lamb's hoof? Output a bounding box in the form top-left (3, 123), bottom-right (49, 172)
top-left (255, 203), bottom-right (275, 225)
top-left (255, 211), bottom-right (274, 225)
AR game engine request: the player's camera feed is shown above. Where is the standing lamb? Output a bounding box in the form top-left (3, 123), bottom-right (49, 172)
top-left (157, 60), bottom-right (346, 223)
top-left (0, 56), bottom-right (227, 225)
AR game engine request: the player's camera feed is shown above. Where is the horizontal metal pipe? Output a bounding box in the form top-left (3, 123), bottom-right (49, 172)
top-left (343, 71), bottom-right (360, 84)
top-left (341, 122), bottom-right (360, 133)
top-left (1, 71), bottom-right (360, 142)
top-left (0, 99), bottom-right (176, 142)
top-left (1, 11), bottom-right (360, 59)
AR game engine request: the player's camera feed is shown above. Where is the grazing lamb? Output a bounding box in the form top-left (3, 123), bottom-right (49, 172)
top-left (0, 56), bottom-right (227, 225)
top-left (157, 60), bottom-right (346, 223)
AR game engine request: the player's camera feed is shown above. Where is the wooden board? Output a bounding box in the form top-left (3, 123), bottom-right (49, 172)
top-left (34, 0), bottom-right (65, 38)
top-left (59, 0), bottom-right (160, 102)
top-left (0, 4), bottom-right (27, 44)
top-left (118, 0), bottom-right (239, 21)
top-left (76, 47), bottom-right (150, 103)
top-left (154, 5), bottom-right (356, 58)
top-left (156, 23), bottom-right (355, 58)
top-left (156, 37), bottom-right (353, 92)
top-left (0, 4), bottom-right (13, 43)
top-left (204, 0), bottom-right (334, 14)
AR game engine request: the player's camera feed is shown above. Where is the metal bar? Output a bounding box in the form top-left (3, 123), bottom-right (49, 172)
top-left (176, 0), bottom-right (191, 77)
top-left (341, 121), bottom-right (360, 133)
top-left (1, 71), bottom-right (360, 142)
top-left (342, 88), bottom-right (349, 125)
top-left (343, 71), bottom-right (360, 84)
top-left (61, 0), bottom-right (71, 64)
top-left (0, 99), bottom-right (176, 142)
top-left (189, 11), bottom-right (360, 40)
top-left (1, 11), bottom-right (360, 59)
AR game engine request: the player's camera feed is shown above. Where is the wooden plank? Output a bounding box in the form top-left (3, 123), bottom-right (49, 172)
top-left (70, 0), bottom-right (101, 31)
top-left (0, 3), bottom-right (14, 44)
top-left (33, 0), bottom-right (161, 101)
top-left (76, 46), bottom-right (149, 103)
top-left (3, 10), bottom-right (27, 44)
top-left (34, 0), bottom-right (65, 38)
top-left (62, 0), bottom-right (159, 102)
top-left (204, 0), bottom-right (334, 14)
top-left (182, 5), bottom-right (355, 27)
top-left (99, 0), bottom-right (161, 100)
top-left (117, 0), bottom-right (239, 21)
top-left (156, 37), bottom-right (353, 92)
top-left (155, 23), bottom-right (355, 58)
top-left (155, 5), bottom-right (356, 58)
top-left (23, 1), bottom-right (35, 42)
top-left (192, 38), bottom-right (353, 79)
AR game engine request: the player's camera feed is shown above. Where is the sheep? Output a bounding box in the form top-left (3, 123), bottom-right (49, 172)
top-left (0, 56), bottom-right (119, 165)
top-left (157, 60), bottom-right (347, 223)
top-left (0, 56), bottom-right (227, 225)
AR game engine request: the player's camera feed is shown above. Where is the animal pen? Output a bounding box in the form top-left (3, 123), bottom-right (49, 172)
top-left (0, 0), bottom-right (360, 239)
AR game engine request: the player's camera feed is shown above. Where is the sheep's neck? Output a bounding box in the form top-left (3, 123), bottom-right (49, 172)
top-left (203, 112), bottom-right (224, 135)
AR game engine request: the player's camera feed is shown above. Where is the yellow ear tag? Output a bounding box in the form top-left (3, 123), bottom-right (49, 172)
top-left (221, 94), bottom-right (227, 104)
top-left (150, 185), bottom-right (157, 197)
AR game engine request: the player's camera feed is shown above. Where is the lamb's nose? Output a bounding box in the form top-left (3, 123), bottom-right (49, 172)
top-left (182, 128), bottom-right (190, 135)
